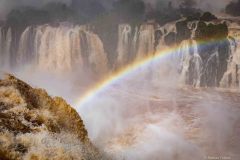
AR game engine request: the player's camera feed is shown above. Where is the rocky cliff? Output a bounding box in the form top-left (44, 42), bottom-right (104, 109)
top-left (0, 74), bottom-right (104, 160)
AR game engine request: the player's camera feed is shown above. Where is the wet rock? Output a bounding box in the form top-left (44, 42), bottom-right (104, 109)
top-left (0, 74), bottom-right (106, 160)
top-left (176, 20), bottom-right (192, 43)
top-left (164, 32), bottom-right (176, 46)
top-left (154, 29), bottom-right (163, 48)
top-left (194, 21), bottom-right (229, 87)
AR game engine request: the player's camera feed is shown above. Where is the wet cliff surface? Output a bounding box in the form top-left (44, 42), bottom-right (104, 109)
top-left (0, 74), bottom-right (105, 160)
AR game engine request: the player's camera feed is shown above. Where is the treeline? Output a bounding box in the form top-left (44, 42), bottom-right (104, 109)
top-left (5, 0), bottom-right (239, 29)
top-left (225, 0), bottom-right (240, 16)
top-left (4, 0), bottom-right (208, 28)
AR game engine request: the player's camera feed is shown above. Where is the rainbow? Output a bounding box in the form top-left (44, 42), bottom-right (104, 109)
top-left (76, 39), bottom-right (228, 108)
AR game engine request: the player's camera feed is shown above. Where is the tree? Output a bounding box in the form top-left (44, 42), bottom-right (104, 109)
top-left (180, 0), bottom-right (196, 8)
top-left (113, 0), bottom-right (145, 23)
top-left (155, 0), bottom-right (169, 11)
top-left (225, 0), bottom-right (240, 16)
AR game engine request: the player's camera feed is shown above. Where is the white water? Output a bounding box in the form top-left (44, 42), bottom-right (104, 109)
top-left (221, 29), bottom-right (240, 88)
top-left (178, 40), bottom-right (202, 87)
top-left (1, 20), bottom-right (240, 160)
top-left (0, 21), bottom-right (240, 88)
top-left (136, 24), bottom-right (155, 59)
top-left (3, 24), bottom-right (108, 74)
top-left (0, 27), bottom-right (11, 70)
top-left (116, 24), bottom-right (132, 67)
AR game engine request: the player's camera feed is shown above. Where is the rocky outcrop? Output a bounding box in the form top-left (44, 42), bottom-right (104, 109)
top-left (194, 21), bottom-right (229, 87)
top-left (0, 74), bottom-right (105, 160)
top-left (161, 13), bottom-right (230, 87)
top-left (176, 20), bottom-right (192, 43)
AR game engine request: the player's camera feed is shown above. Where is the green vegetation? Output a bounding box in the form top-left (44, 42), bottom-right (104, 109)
top-left (195, 21), bottom-right (228, 41)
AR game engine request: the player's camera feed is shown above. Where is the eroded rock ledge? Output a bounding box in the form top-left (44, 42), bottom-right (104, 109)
top-left (0, 74), bottom-right (104, 160)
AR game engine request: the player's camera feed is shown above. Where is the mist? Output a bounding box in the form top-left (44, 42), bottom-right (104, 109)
top-left (77, 61), bottom-right (240, 160)
top-left (2, 49), bottom-right (240, 159)
top-left (0, 0), bottom-right (240, 159)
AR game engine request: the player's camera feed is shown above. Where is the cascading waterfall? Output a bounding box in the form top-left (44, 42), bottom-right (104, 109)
top-left (0, 27), bottom-right (2, 66)
top-left (0, 28), bottom-right (12, 69)
top-left (85, 29), bottom-right (108, 74)
top-left (6, 29), bottom-right (12, 69)
top-left (178, 40), bottom-right (202, 87)
top-left (15, 24), bottom-right (108, 74)
top-left (136, 24), bottom-right (155, 59)
top-left (17, 27), bottom-right (35, 66)
top-left (154, 22), bottom-right (203, 87)
top-left (116, 24), bottom-right (156, 67)
top-left (0, 20), bottom-right (240, 89)
top-left (221, 29), bottom-right (240, 88)
top-left (37, 25), bottom-right (74, 72)
top-left (116, 24), bottom-right (132, 67)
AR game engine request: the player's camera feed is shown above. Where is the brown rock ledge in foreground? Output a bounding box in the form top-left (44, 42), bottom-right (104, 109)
top-left (0, 74), bottom-right (106, 160)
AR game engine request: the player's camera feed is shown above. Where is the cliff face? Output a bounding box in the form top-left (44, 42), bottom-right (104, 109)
top-left (0, 75), bottom-right (102, 160)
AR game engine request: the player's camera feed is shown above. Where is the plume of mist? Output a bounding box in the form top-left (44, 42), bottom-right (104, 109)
top-left (7, 51), bottom-right (239, 159)
top-left (77, 61), bottom-right (240, 160)
top-left (4, 63), bottom-right (96, 106)
top-left (2, 44), bottom-right (239, 159)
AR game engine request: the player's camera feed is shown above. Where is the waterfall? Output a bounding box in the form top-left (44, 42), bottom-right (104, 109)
top-left (116, 24), bottom-right (156, 68)
top-left (85, 29), bottom-right (108, 74)
top-left (5, 28), bottom-right (12, 69)
top-left (116, 24), bottom-right (132, 67)
top-left (17, 27), bottom-right (35, 66)
top-left (115, 23), bottom-right (156, 76)
top-left (178, 40), bottom-right (202, 87)
top-left (15, 24), bottom-right (108, 74)
top-left (0, 27), bottom-right (3, 66)
top-left (0, 20), bottom-right (239, 89)
top-left (136, 24), bottom-right (155, 59)
top-left (220, 29), bottom-right (240, 88)
top-left (37, 25), bottom-right (74, 72)
top-left (0, 28), bottom-right (12, 69)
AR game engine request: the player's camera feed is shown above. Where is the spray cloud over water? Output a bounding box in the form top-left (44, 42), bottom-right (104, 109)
top-left (78, 62), bottom-right (240, 160)
top-left (1, 1), bottom-right (240, 159)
